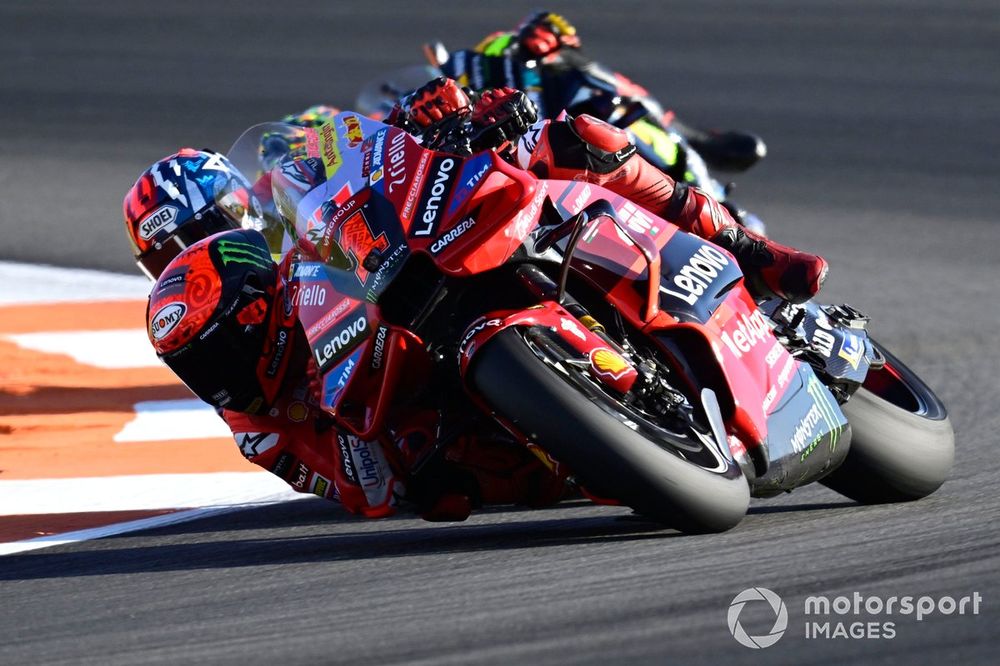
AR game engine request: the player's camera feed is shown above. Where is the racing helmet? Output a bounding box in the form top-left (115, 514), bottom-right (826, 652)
top-left (147, 228), bottom-right (302, 414)
top-left (124, 148), bottom-right (266, 279)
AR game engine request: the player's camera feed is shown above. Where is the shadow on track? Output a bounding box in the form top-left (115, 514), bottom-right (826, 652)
top-left (0, 499), bottom-right (863, 581)
top-left (0, 502), bottom-right (678, 581)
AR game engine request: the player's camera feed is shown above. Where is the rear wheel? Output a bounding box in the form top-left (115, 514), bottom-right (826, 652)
top-left (468, 327), bottom-right (750, 533)
top-left (820, 340), bottom-right (954, 503)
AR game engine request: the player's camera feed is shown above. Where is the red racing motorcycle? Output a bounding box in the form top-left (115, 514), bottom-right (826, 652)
top-left (228, 113), bottom-right (953, 533)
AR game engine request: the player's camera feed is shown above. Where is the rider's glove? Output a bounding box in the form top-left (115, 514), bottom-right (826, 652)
top-left (517, 11), bottom-right (581, 58)
top-left (470, 87), bottom-right (538, 150)
top-left (406, 77), bottom-right (474, 129)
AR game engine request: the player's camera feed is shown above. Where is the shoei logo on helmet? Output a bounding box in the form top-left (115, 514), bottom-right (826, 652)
top-left (138, 204), bottom-right (180, 240)
top-left (150, 302), bottom-right (187, 341)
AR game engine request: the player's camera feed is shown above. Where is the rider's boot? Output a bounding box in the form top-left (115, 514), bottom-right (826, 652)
top-left (524, 114), bottom-right (827, 303)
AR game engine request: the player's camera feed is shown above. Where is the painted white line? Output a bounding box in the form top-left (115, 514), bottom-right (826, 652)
top-left (5, 328), bottom-right (161, 368)
top-left (0, 498), bottom-right (310, 556)
top-left (0, 472), bottom-right (300, 516)
top-left (114, 399), bottom-right (231, 442)
top-left (0, 261), bottom-right (149, 305)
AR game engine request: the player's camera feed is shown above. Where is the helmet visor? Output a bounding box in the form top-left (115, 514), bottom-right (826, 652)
top-left (136, 207), bottom-right (239, 280)
top-left (161, 301), bottom-right (270, 412)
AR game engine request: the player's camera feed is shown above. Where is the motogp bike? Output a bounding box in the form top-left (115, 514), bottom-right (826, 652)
top-left (356, 42), bottom-right (769, 235)
top-left (227, 113), bottom-right (953, 533)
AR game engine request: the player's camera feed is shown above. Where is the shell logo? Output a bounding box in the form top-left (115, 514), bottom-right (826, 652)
top-left (589, 347), bottom-right (631, 380)
top-left (287, 401), bottom-right (309, 423)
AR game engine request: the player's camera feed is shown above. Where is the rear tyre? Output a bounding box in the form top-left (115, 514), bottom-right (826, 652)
top-left (469, 328), bottom-right (750, 533)
top-left (820, 341), bottom-right (954, 503)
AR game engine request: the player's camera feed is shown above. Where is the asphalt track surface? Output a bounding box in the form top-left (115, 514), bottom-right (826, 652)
top-left (2, 1), bottom-right (999, 663)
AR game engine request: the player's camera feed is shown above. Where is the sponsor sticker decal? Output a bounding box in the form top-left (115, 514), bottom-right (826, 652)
top-left (138, 204), bottom-right (179, 240)
top-left (150, 302), bottom-right (186, 340)
top-left (589, 347), bottom-right (631, 381)
top-left (235, 432), bottom-right (280, 458)
top-left (660, 244), bottom-right (731, 306)
top-left (720, 310), bottom-right (771, 359)
top-left (430, 217), bottom-right (475, 254)
top-left (313, 308), bottom-right (369, 373)
top-left (342, 114), bottom-right (364, 147)
top-left (291, 462), bottom-right (311, 489)
top-left (838, 335), bottom-right (864, 370)
top-left (412, 156), bottom-right (457, 237)
top-left (310, 474), bottom-right (331, 497)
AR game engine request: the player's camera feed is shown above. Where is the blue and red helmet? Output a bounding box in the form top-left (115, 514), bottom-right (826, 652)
top-left (124, 148), bottom-right (265, 279)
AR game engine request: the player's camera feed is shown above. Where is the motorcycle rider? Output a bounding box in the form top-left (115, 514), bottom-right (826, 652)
top-left (146, 229), bottom-right (566, 520)
top-left (437, 11), bottom-right (766, 175)
top-left (395, 77), bottom-right (827, 303)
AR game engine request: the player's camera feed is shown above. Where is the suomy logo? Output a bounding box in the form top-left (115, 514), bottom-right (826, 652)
top-left (150, 302), bottom-right (186, 341)
top-left (138, 204), bottom-right (179, 240)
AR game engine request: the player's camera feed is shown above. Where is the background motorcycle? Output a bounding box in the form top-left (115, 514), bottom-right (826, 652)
top-left (356, 42), bottom-right (769, 235)
top-left (228, 113), bottom-right (953, 533)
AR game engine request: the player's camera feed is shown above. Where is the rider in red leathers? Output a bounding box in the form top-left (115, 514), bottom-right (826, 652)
top-left (145, 76), bottom-right (827, 524)
top-left (396, 77), bottom-right (827, 303)
top-left (147, 230), bottom-right (565, 521)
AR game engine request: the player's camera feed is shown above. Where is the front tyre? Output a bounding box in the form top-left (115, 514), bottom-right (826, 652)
top-left (821, 341), bottom-right (954, 503)
top-left (468, 328), bottom-right (750, 533)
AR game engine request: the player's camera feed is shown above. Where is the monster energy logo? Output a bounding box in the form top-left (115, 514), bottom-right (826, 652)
top-left (797, 376), bottom-right (844, 462)
top-left (216, 239), bottom-right (271, 270)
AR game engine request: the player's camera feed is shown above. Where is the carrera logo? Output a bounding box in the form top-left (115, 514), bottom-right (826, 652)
top-left (313, 309), bottom-right (369, 372)
top-left (430, 217), bottom-right (475, 254)
top-left (412, 157), bottom-right (456, 237)
top-left (370, 325), bottom-right (388, 370)
top-left (138, 204), bottom-right (179, 240)
top-left (150, 302), bottom-right (186, 340)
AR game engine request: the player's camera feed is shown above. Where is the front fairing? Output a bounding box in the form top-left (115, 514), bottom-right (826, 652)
top-left (543, 179), bottom-right (848, 490)
top-left (231, 113), bottom-right (549, 430)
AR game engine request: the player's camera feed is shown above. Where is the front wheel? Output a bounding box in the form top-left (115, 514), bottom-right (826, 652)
top-left (820, 341), bottom-right (954, 503)
top-left (468, 328), bottom-right (750, 533)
